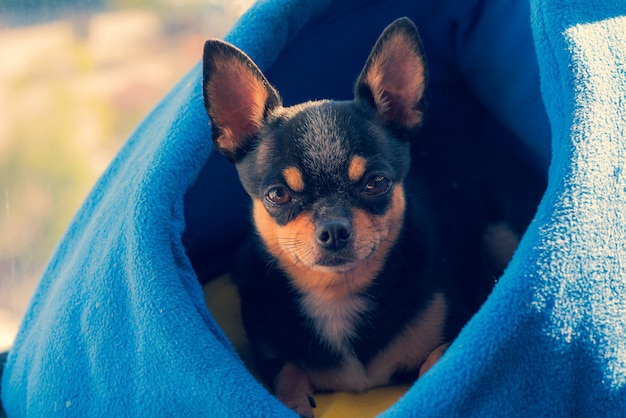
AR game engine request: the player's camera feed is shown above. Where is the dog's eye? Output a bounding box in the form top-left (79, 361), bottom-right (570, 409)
top-left (362, 175), bottom-right (392, 196)
top-left (266, 187), bottom-right (292, 205)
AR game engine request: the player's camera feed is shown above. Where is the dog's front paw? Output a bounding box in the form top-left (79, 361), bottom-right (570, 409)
top-left (280, 393), bottom-right (316, 418)
top-left (274, 362), bottom-right (316, 418)
top-left (418, 343), bottom-right (450, 378)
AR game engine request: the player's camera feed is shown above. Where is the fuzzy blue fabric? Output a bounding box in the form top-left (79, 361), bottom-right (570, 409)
top-left (3, 0), bottom-right (626, 416)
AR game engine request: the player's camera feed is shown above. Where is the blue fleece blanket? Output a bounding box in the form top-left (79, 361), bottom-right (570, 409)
top-left (3, 0), bottom-right (626, 416)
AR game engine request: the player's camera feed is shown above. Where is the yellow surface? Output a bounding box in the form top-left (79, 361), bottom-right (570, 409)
top-left (203, 275), bottom-right (409, 417)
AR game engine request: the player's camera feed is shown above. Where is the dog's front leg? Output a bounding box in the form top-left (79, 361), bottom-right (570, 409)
top-left (274, 362), bottom-right (316, 418)
top-left (418, 343), bottom-right (450, 378)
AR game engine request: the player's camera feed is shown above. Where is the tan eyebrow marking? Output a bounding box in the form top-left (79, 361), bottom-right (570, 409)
top-left (348, 155), bottom-right (368, 183)
top-left (282, 166), bottom-right (305, 192)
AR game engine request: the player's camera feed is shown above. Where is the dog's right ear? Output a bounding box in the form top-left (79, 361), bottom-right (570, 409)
top-left (203, 40), bottom-right (281, 162)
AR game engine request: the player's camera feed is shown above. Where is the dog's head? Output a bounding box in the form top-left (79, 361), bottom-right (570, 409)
top-left (202, 18), bottom-right (427, 297)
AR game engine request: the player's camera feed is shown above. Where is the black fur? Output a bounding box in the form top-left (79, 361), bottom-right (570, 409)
top-left (232, 183), bottom-right (468, 379)
top-left (201, 17), bottom-right (535, 417)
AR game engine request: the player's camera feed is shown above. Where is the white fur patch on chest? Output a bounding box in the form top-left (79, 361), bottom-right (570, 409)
top-left (299, 292), bottom-right (369, 354)
top-left (302, 292), bottom-right (448, 392)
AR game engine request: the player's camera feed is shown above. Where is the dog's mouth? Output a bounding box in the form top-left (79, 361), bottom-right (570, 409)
top-left (316, 255), bottom-right (359, 271)
top-left (311, 245), bottom-right (377, 273)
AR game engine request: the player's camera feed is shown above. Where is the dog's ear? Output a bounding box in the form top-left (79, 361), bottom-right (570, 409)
top-left (355, 18), bottom-right (427, 133)
top-left (203, 40), bottom-right (281, 162)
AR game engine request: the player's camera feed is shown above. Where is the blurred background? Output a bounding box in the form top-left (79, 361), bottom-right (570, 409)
top-left (0, 0), bottom-right (254, 351)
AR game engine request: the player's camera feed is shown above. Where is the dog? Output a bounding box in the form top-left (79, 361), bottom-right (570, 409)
top-left (202, 17), bottom-right (522, 417)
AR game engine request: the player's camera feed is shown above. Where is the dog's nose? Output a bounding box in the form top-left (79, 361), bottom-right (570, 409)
top-left (315, 220), bottom-right (353, 251)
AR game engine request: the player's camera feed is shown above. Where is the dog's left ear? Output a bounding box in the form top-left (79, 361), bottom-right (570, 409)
top-left (355, 17), bottom-right (427, 133)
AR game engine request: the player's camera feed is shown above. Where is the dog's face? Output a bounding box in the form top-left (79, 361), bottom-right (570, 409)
top-left (203, 18), bottom-right (427, 298)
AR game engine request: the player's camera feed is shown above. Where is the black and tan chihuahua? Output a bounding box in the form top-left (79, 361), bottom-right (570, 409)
top-left (202, 18), bottom-right (519, 417)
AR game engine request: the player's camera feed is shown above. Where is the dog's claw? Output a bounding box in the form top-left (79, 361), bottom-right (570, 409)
top-left (282, 393), bottom-right (315, 418)
top-left (274, 362), bottom-right (316, 417)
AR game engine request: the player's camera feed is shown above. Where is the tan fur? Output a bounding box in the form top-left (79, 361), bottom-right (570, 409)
top-left (367, 293), bottom-right (448, 383)
top-left (274, 362), bottom-right (315, 418)
top-left (348, 155), bottom-right (368, 183)
top-left (205, 58), bottom-right (269, 155)
top-left (418, 343), bottom-right (450, 378)
top-left (282, 166), bottom-right (305, 192)
top-left (364, 34), bottom-right (426, 128)
top-left (252, 184), bottom-right (405, 300)
top-left (305, 293), bottom-right (448, 392)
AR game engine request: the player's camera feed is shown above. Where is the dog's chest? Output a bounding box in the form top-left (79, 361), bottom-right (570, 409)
top-left (300, 293), bottom-right (368, 353)
top-left (299, 292), bottom-right (447, 392)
